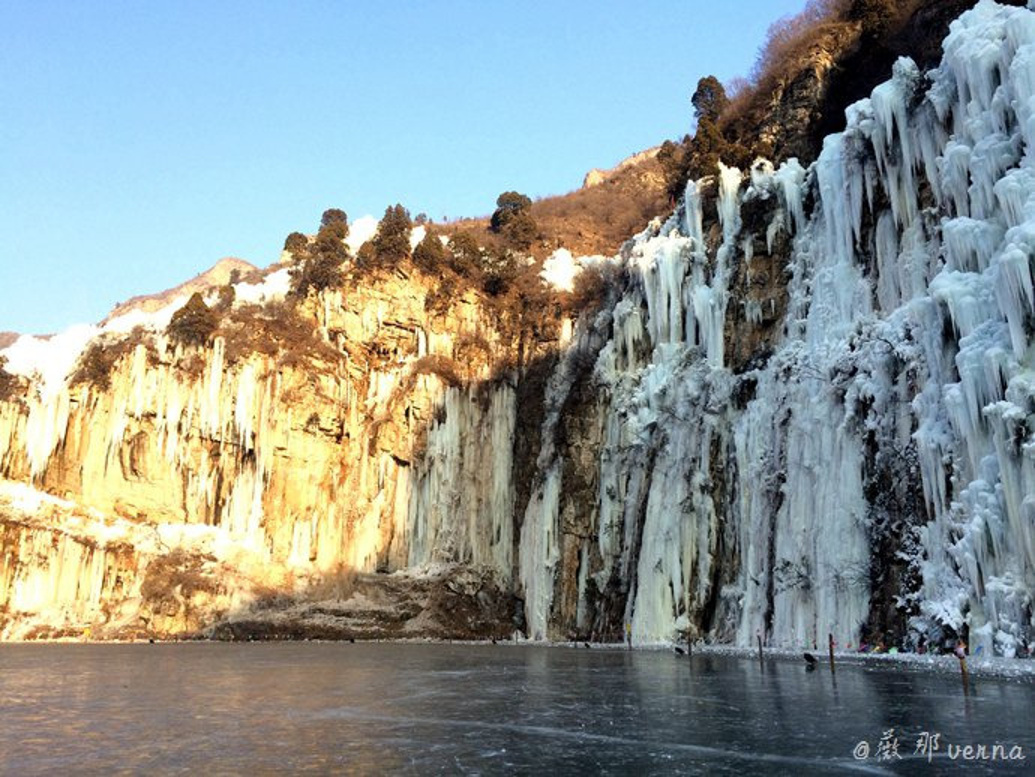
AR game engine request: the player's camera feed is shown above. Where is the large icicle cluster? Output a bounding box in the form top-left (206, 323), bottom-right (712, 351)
top-left (406, 383), bottom-right (517, 581)
top-left (506, 0), bottom-right (1035, 655)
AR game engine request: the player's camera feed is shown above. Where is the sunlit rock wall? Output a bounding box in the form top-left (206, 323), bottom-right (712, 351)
top-left (0, 266), bottom-right (557, 638)
top-left (0, 481), bottom-right (270, 639)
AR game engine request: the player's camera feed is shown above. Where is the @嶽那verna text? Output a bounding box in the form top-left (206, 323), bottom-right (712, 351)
top-left (853, 729), bottom-right (1026, 764)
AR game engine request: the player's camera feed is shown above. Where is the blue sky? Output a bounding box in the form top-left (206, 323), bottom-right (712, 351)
top-left (1, 0), bottom-right (807, 334)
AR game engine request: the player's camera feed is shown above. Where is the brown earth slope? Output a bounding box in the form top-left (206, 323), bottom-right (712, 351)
top-left (105, 256), bottom-right (260, 322)
top-left (439, 150), bottom-right (670, 260)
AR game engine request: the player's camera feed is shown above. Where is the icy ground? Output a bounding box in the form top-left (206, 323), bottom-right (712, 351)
top-left (0, 643), bottom-right (1030, 775)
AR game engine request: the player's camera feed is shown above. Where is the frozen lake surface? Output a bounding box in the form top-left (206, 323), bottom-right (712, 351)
top-left (0, 643), bottom-right (1031, 774)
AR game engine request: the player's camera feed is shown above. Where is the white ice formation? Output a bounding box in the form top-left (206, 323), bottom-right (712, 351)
top-left (511, 0), bottom-right (1035, 655)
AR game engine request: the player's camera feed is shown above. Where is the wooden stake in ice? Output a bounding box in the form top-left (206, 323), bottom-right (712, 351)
top-left (828, 633), bottom-right (836, 674)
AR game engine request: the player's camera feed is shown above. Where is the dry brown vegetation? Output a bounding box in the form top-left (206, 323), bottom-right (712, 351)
top-left (719, 0), bottom-right (965, 163)
top-left (219, 300), bottom-right (343, 368)
top-left (72, 343), bottom-right (120, 390)
top-left (69, 328), bottom-right (155, 391)
top-left (409, 355), bottom-right (463, 387)
top-left (564, 260), bottom-right (626, 318)
top-left (299, 564), bottom-right (360, 601)
top-left (0, 355), bottom-right (20, 402)
top-left (141, 549), bottom-right (222, 621)
top-left (440, 154), bottom-right (668, 260)
top-left (453, 331), bottom-right (494, 365)
top-left (529, 162), bottom-right (669, 256)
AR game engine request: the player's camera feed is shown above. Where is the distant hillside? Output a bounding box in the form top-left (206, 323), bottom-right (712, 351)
top-left (104, 257), bottom-right (260, 323)
top-left (532, 150), bottom-right (668, 256)
top-left (440, 149), bottom-right (669, 259)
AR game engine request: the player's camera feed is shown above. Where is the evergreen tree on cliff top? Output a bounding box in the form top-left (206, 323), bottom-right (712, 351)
top-left (320, 208), bottom-right (348, 230)
top-left (369, 204), bottom-right (412, 265)
top-left (413, 230), bottom-right (448, 271)
top-left (288, 209), bottom-right (349, 296)
top-left (167, 292), bottom-right (219, 346)
top-left (691, 75), bottom-right (729, 124)
top-left (490, 191), bottom-right (538, 250)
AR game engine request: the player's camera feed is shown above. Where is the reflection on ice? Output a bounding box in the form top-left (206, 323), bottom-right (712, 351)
top-left (0, 643), bottom-right (1030, 775)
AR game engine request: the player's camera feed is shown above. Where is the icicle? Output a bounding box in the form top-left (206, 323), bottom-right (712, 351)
top-left (683, 179), bottom-right (705, 252)
top-left (717, 162), bottom-right (744, 243)
top-left (774, 158), bottom-right (807, 235)
top-left (519, 464), bottom-right (562, 640)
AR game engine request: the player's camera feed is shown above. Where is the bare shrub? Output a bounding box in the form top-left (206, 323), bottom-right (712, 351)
top-left (72, 344), bottom-right (117, 390)
top-left (453, 332), bottom-right (494, 364)
top-left (303, 564), bottom-right (359, 601)
top-left (721, 0), bottom-right (925, 141)
top-left (409, 355), bottom-right (462, 387)
top-left (141, 549), bottom-right (221, 619)
top-left (70, 328), bottom-right (154, 391)
top-left (566, 261), bottom-right (623, 316)
top-left (220, 300), bottom-right (342, 367)
top-left (0, 355), bottom-right (20, 401)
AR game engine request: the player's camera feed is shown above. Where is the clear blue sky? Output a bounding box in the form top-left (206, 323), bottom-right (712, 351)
top-left (1, 0), bottom-right (807, 334)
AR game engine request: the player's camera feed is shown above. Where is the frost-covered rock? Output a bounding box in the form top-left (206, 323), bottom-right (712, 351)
top-left (507, 0), bottom-right (1035, 656)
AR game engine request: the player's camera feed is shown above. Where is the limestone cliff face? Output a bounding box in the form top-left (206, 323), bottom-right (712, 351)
top-left (0, 265), bottom-right (561, 639)
top-left (749, 23), bottom-right (863, 164)
top-left (0, 482), bottom-right (265, 639)
top-left (583, 147), bottom-right (662, 189)
top-left (5, 2), bottom-right (1035, 658)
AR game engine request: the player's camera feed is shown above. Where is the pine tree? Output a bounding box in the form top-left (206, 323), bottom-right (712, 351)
top-left (490, 191), bottom-right (538, 249)
top-left (688, 120), bottom-right (728, 179)
top-left (288, 212), bottom-right (349, 296)
top-left (413, 230), bottom-right (448, 270)
top-left (283, 231), bottom-right (308, 254)
top-left (490, 191), bottom-right (533, 232)
top-left (370, 204), bottom-right (413, 264)
top-left (320, 208), bottom-right (348, 230)
top-left (447, 231), bottom-right (482, 277)
top-left (502, 208), bottom-right (538, 250)
top-left (691, 75), bottom-right (729, 124)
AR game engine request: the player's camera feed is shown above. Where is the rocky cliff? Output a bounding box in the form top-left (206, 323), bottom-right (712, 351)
top-left (2, 0), bottom-right (1034, 658)
top-left (505, 0), bottom-right (1035, 656)
top-left (0, 264), bottom-right (561, 639)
